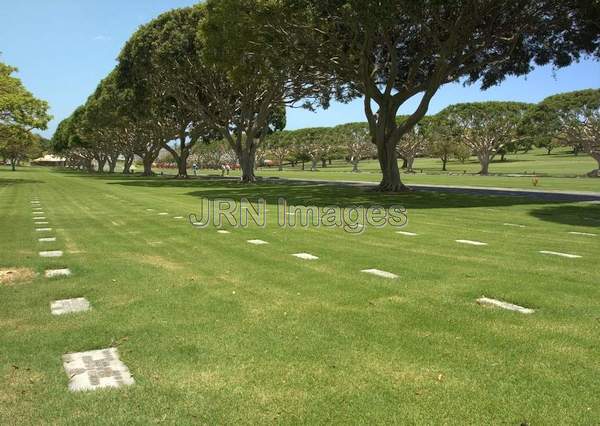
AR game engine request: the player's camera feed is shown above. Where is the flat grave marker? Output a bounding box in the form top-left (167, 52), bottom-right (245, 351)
top-left (45, 268), bottom-right (71, 278)
top-left (51, 298), bottom-right (91, 315)
top-left (539, 250), bottom-right (581, 259)
top-left (292, 253), bottom-right (319, 260)
top-left (62, 348), bottom-right (134, 392)
top-left (39, 250), bottom-right (63, 258)
top-left (361, 269), bottom-right (398, 279)
top-left (477, 297), bottom-right (534, 314)
top-left (456, 240), bottom-right (488, 246)
top-left (247, 239), bottom-right (268, 245)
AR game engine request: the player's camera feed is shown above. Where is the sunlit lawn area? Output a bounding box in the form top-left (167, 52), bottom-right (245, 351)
top-left (1, 166), bottom-right (599, 424)
top-left (180, 147), bottom-right (600, 193)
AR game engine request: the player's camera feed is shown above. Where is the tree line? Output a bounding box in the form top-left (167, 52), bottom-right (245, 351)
top-left (0, 60), bottom-right (51, 170)
top-left (248, 92), bottom-right (600, 177)
top-left (49, 0), bottom-right (600, 188)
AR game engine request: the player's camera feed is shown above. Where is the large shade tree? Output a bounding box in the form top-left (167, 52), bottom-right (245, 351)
top-left (116, 7), bottom-right (213, 178)
top-left (52, 107), bottom-right (97, 172)
top-left (264, 131), bottom-right (294, 171)
top-left (82, 71), bottom-right (146, 174)
top-left (395, 116), bottom-right (434, 172)
top-left (287, 127), bottom-right (338, 171)
top-left (425, 115), bottom-right (465, 171)
top-left (529, 89), bottom-right (600, 176)
top-left (335, 123), bottom-right (376, 172)
top-left (117, 4), bottom-right (297, 180)
top-left (293, 0), bottom-right (600, 190)
top-left (200, 0), bottom-right (334, 182)
top-left (78, 77), bottom-right (125, 173)
top-left (0, 60), bottom-right (51, 170)
top-left (438, 102), bottom-right (532, 175)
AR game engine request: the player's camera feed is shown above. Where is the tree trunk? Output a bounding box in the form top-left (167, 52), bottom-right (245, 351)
top-left (588, 154), bottom-right (600, 177)
top-left (166, 148), bottom-right (189, 179)
top-left (301, 161), bottom-right (305, 171)
top-left (85, 158), bottom-right (94, 173)
top-left (238, 146), bottom-right (257, 182)
top-left (478, 153), bottom-right (490, 175)
top-left (122, 155), bottom-right (133, 174)
top-left (310, 159), bottom-right (318, 171)
top-left (108, 158), bottom-right (117, 173)
top-left (375, 141), bottom-right (408, 192)
top-left (441, 155), bottom-right (448, 171)
top-left (175, 150), bottom-right (189, 178)
top-left (278, 161), bottom-right (283, 171)
top-left (329, 159), bottom-right (332, 165)
top-left (351, 159), bottom-right (360, 173)
top-left (142, 154), bottom-right (154, 176)
top-left (400, 157), bottom-right (408, 169)
top-left (167, 132), bottom-right (197, 179)
top-left (406, 156), bottom-right (415, 172)
top-left (321, 159), bottom-right (327, 168)
top-left (10, 158), bottom-right (16, 171)
top-left (97, 158), bottom-right (106, 173)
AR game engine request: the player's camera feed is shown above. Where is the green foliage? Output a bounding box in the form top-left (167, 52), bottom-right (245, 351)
top-left (291, 0), bottom-right (600, 189)
top-left (437, 102), bottom-right (533, 174)
top-left (51, 1), bottom-right (600, 186)
top-left (0, 60), bottom-right (51, 170)
top-left (0, 62), bottom-right (51, 131)
top-left (535, 89), bottom-right (600, 175)
top-left (425, 117), bottom-right (465, 170)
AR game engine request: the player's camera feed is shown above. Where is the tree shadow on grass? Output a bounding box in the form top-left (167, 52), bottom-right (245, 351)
top-left (0, 178), bottom-right (44, 187)
top-left (529, 204), bottom-right (600, 228)
top-left (103, 176), bottom-right (579, 211)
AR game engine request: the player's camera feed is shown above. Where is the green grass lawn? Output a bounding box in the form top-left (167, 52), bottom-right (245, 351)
top-left (179, 147), bottom-right (600, 193)
top-left (1, 166), bottom-right (599, 424)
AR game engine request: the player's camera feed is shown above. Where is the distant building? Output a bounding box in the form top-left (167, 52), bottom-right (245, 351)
top-left (31, 155), bottom-right (66, 167)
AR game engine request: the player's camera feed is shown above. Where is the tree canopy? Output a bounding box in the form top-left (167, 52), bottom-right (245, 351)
top-left (0, 60), bottom-right (51, 170)
top-left (526, 89), bottom-right (600, 175)
top-left (52, 0), bottom-right (599, 187)
top-left (288, 0), bottom-right (600, 190)
top-left (438, 101), bottom-right (532, 175)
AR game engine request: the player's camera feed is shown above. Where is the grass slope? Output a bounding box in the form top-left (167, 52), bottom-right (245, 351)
top-left (1, 167), bottom-right (599, 424)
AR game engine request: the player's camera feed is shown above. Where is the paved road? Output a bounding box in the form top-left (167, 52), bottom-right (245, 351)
top-left (267, 177), bottom-right (600, 202)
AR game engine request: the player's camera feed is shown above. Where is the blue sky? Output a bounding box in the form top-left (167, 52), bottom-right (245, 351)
top-left (1, 0), bottom-right (599, 138)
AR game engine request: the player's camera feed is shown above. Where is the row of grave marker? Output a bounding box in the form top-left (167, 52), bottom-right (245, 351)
top-left (31, 197), bottom-right (134, 392)
top-left (27, 199), bottom-right (592, 392)
top-left (152, 205), bottom-right (596, 314)
top-left (146, 207), bottom-right (593, 314)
